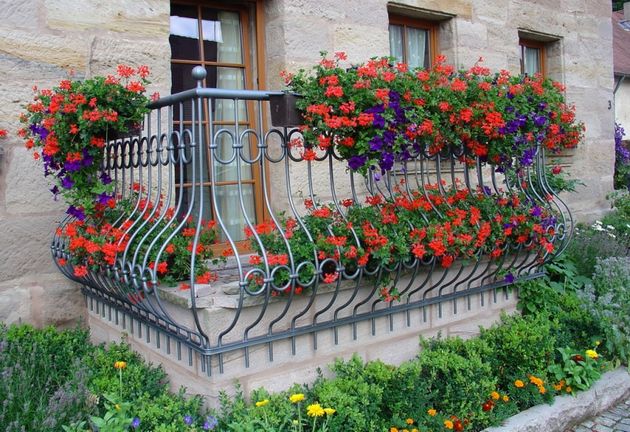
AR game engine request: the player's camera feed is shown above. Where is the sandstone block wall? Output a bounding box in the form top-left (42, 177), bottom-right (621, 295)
top-left (0, 0), bottom-right (172, 327)
top-left (0, 0), bottom-right (615, 332)
top-left (87, 285), bottom-right (518, 406)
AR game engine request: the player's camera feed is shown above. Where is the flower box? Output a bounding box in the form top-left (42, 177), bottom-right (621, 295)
top-left (269, 92), bottom-right (302, 127)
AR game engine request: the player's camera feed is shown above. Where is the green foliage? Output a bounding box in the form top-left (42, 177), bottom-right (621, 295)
top-left (579, 257), bottom-right (630, 364)
top-left (413, 337), bottom-right (496, 428)
top-left (564, 221), bottom-right (629, 278)
top-left (310, 355), bottom-right (391, 432)
top-left (89, 394), bottom-right (135, 432)
top-left (548, 348), bottom-right (603, 393)
top-left (479, 314), bottom-right (556, 391)
top-left (603, 191), bottom-right (630, 237)
top-left (0, 324), bottom-right (95, 432)
top-left (132, 390), bottom-right (207, 432)
top-left (85, 338), bottom-right (168, 401)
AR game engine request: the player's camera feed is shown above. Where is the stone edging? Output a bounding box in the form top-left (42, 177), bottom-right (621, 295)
top-left (484, 367), bottom-right (630, 432)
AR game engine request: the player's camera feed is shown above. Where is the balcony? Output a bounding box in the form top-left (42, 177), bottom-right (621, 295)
top-left (51, 67), bottom-right (573, 382)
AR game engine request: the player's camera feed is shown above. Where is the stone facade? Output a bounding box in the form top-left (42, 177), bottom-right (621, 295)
top-left (0, 0), bottom-right (615, 341)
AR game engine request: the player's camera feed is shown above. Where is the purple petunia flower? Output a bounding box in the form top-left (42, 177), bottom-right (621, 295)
top-left (184, 415), bottom-right (193, 426)
top-left (29, 123), bottom-right (49, 141)
top-left (533, 114), bottom-right (547, 127)
top-left (50, 185), bottom-right (60, 200)
top-left (379, 152), bottom-right (394, 171)
top-left (61, 175), bottom-right (75, 189)
top-left (100, 171), bottom-right (113, 185)
top-left (131, 417), bottom-right (141, 429)
top-left (369, 136), bottom-right (384, 151)
top-left (519, 147), bottom-right (537, 166)
top-left (97, 192), bottom-right (112, 205)
top-left (82, 148), bottom-right (94, 167)
top-left (530, 206), bottom-right (542, 217)
top-left (348, 155), bottom-right (367, 171)
top-left (64, 160), bottom-right (82, 172)
top-left (66, 205), bottom-right (85, 221)
top-left (504, 273), bottom-right (515, 284)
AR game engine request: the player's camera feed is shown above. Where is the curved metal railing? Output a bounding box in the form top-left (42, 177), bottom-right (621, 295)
top-left (51, 68), bottom-right (573, 373)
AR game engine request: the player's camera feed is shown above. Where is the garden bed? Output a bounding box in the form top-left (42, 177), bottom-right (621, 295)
top-left (484, 368), bottom-right (630, 432)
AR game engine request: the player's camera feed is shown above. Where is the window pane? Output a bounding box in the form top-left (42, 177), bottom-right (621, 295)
top-left (171, 63), bottom-right (197, 120)
top-left (406, 27), bottom-right (429, 69)
top-left (207, 67), bottom-right (247, 121)
top-left (201, 9), bottom-right (243, 64)
top-left (170, 4), bottom-right (200, 61)
top-left (212, 126), bottom-right (253, 182)
top-left (389, 24), bottom-right (404, 64)
top-left (524, 46), bottom-right (541, 76)
top-left (178, 186), bottom-right (213, 221)
top-left (214, 183), bottom-right (256, 242)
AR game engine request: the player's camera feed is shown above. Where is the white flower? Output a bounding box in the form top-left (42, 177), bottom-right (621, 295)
top-left (606, 225), bottom-right (615, 230)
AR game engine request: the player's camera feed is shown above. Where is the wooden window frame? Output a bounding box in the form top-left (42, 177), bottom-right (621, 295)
top-left (388, 14), bottom-right (438, 68)
top-left (170, 0), bottom-right (267, 250)
top-left (519, 39), bottom-right (546, 77)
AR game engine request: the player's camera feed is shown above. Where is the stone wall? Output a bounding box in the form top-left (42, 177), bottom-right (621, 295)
top-left (0, 0), bottom-right (172, 327)
top-left (87, 284), bottom-right (518, 405)
top-left (0, 0), bottom-right (615, 332)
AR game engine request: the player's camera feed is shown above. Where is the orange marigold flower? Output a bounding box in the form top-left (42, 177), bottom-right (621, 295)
top-left (514, 379), bottom-right (525, 388)
top-left (444, 419), bottom-right (454, 429)
top-left (427, 408), bottom-right (437, 416)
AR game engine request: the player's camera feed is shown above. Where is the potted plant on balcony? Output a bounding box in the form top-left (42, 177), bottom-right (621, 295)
top-left (283, 53), bottom-right (583, 176)
top-left (19, 65), bottom-right (152, 221)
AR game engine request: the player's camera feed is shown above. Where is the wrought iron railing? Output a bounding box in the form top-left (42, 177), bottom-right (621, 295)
top-left (52, 67), bottom-right (573, 373)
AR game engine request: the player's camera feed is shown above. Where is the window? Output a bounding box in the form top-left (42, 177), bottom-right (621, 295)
top-left (389, 15), bottom-right (437, 69)
top-left (170, 1), bottom-right (265, 243)
top-left (520, 39), bottom-right (546, 76)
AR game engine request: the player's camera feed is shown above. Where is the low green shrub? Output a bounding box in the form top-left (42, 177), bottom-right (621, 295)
top-left (564, 222), bottom-right (629, 278)
top-left (310, 355), bottom-right (392, 431)
top-left (479, 313), bottom-right (556, 391)
top-left (579, 256), bottom-right (630, 364)
top-left (0, 324), bottom-right (94, 431)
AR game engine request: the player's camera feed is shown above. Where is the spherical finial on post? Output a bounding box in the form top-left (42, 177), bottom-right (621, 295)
top-left (192, 66), bottom-right (206, 87)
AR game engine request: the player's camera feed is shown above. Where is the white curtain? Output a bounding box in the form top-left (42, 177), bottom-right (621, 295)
top-left (524, 46), bottom-right (541, 76)
top-left (214, 11), bottom-right (255, 241)
top-left (389, 25), bottom-right (404, 64)
top-left (407, 27), bottom-right (428, 69)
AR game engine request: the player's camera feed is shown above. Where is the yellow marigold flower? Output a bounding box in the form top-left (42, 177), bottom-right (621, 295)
top-left (514, 379), bottom-right (525, 388)
top-left (403, 430), bottom-right (409, 432)
top-left (324, 408), bottom-right (336, 416)
top-left (255, 399), bottom-right (269, 407)
top-left (444, 419), bottom-right (454, 429)
top-left (427, 408), bottom-right (437, 416)
top-left (529, 375), bottom-right (543, 387)
top-left (553, 382), bottom-right (563, 391)
top-left (114, 361), bottom-right (127, 370)
top-left (585, 349), bottom-right (599, 359)
top-left (390, 428), bottom-right (399, 432)
top-left (406, 418), bottom-right (414, 425)
top-left (289, 393), bottom-right (305, 404)
top-left (502, 395), bottom-right (510, 402)
top-left (412, 429), bottom-right (419, 432)
top-left (565, 386), bottom-right (573, 393)
top-left (307, 403), bottom-right (325, 417)
top-left (490, 391), bottom-right (500, 400)
top-left (538, 385), bottom-right (547, 394)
